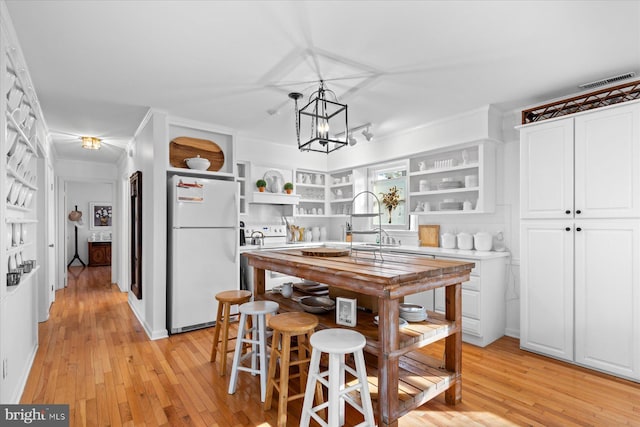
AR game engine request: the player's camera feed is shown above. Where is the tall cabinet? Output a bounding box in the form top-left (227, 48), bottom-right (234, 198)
top-left (520, 101), bottom-right (640, 381)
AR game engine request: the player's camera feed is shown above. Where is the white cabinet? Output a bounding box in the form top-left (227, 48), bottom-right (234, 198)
top-left (520, 103), bottom-right (640, 219)
top-left (521, 220), bottom-right (640, 379)
top-left (520, 221), bottom-right (574, 361)
top-left (519, 101), bottom-right (640, 381)
top-left (519, 119), bottom-right (573, 219)
top-left (574, 221), bottom-right (640, 378)
top-left (433, 255), bottom-right (507, 347)
top-left (408, 141), bottom-right (496, 214)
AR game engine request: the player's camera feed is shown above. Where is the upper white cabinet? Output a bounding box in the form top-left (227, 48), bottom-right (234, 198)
top-left (520, 103), bottom-right (640, 219)
top-left (408, 141), bottom-right (496, 214)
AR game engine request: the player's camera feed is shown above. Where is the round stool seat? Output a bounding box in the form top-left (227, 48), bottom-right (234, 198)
top-left (268, 312), bottom-right (318, 333)
top-left (310, 328), bottom-right (366, 354)
top-left (216, 289), bottom-right (251, 303)
top-left (239, 300), bottom-right (279, 315)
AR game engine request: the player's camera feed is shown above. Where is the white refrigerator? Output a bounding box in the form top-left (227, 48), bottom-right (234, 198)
top-left (167, 175), bottom-right (239, 334)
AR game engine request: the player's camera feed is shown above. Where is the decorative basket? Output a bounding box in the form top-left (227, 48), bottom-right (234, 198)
top-left (7, 271), bottom-right (21, 286)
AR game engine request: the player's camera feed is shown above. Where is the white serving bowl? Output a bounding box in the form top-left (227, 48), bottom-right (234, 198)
top-left (185, 155), bottom-right (210, 170)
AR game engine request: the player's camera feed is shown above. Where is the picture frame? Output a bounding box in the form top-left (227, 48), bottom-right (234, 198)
top-left (89, 202), bottom-right (113, 230)
top-left (336, 297), bottom-right (357, 327)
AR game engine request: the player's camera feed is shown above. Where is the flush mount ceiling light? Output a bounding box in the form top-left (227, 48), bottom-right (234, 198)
top-left (288, 80), bottom-right (348, 154)
top-left (81, 136), bottom-right (101, 150)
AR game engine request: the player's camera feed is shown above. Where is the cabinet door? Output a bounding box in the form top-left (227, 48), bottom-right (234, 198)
top-left (574, 221), bottom-right (640, 379)
top-left (520, 221), bottom-right (574, 361)
top-left (574, 104), bottom-right (640, 218)
top-left (520, 119), bottom-right (574, 219)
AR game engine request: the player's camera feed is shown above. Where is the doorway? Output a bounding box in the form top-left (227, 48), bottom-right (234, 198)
top-left (57, 179), bottom-right (117, 289)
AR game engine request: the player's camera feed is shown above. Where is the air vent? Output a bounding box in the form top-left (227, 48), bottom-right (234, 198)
top-left (578, 72), bottom-right (636, 89)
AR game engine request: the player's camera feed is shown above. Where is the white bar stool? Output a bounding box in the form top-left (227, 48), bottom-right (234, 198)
top-left (300, 328), bottom-right (376, 427)
top-left (228, 300), bottom-right (279, 402)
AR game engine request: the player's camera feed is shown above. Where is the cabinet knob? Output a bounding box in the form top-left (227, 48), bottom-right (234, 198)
top-left (576, 227), bottom-right (582, 232)
top-left (576, 210), bottom-right (582, 214)
top-left (565, 227), bottom-right (571, 231)
top-left (565, 210), bottom-right (571, 214)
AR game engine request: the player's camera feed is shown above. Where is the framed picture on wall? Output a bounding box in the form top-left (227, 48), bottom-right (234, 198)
top-left (90, 202), bottom-right (113, 230)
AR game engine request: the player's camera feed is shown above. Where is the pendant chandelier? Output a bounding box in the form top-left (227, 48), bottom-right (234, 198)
top-left (81, 136), bottom-right (101, 150)
top-left (289, 80), bottom-right (348, 154)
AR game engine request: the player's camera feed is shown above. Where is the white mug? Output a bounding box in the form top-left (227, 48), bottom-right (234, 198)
top-left (281, 282), bottom-right (293, 298)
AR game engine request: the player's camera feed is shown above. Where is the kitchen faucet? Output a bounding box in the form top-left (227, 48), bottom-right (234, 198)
top-left (373, 227), bottom-right (396, 246)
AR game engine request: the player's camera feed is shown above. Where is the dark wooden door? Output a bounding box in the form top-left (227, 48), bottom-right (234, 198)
top-left (130, 171), bottom-right (142, 299)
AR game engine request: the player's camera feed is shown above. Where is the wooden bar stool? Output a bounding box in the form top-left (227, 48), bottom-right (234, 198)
top-left (300, 328), bottom-right (376, 427)
top-left (228, 300), bottom-right (280, 402)
top-left (210, 289), bottom-right (252, 376)
top-left (264, 312), bottom-right (321, 427)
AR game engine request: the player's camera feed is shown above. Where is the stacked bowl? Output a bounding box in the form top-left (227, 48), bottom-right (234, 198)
top-left (399, 303), bottom-right (428, 322)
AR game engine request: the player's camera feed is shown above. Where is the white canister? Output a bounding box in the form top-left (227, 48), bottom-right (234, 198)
top-left (320, 226), bottom-right (327, 241)
top-left (457, 232), bottom-right (474, 250)
top-left (474, 232), bottom-right (493, 251)
top-left (464, 175), bottom-right (478, 188)
top-left (441, 233), bottom-right (456, 249)
top-left (463, 200), bottom-right (473, 211)
top-left (419, 180), bottom-right (429, 192)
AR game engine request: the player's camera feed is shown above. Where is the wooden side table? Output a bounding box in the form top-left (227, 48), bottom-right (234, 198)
top-left (88, 241), bottom-right (111, 266)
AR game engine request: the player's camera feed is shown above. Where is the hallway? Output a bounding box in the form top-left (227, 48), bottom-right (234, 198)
top-left (18, 267), bottom-right (640, 426)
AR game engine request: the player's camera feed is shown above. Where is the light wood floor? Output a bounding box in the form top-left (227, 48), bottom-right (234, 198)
top-left (20, 266), bottom-right (640, 426)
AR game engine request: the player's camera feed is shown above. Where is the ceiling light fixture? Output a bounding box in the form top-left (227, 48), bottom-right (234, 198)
top-left (81, 136), bottom-right (101, 150)
top-left (362, 126), bottom-right (374, 142)
top-left (336, 123), bottom-right (373, 146)
top-left (288, 80), bottom-right (348, 154)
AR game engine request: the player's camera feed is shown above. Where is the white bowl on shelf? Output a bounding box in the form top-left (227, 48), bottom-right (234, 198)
top-left (6, 127), bottom-right (18, 155)
top-left (8, 181), bottom-right (22, 205)
top-left (12, 222), bottom-right (20, 246)
top-left (7, 87), bottom-right (23, 111)
top-left (4, 71), bottom-right (16, 97)
top-left (185, 155), bottom-right (210, 170)
top-left (23, 190), bottom-right (34, 209)
top-left (16, 186), bottom-right (28, 207)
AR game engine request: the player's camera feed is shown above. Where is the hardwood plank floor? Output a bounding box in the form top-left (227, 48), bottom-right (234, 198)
top-left (20, 266), bottom-right (640, 426)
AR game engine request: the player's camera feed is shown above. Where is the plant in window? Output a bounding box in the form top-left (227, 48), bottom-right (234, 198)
top-left (380, 186), bottom-right (401, 223)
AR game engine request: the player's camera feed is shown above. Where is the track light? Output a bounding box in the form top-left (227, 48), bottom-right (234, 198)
top-left (348, 135), bottom-right (357, 146)
top-left (362, 127), bottom-right (374, 142)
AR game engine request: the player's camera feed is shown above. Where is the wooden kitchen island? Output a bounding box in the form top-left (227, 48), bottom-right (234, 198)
top-left (243, 248), bottom-right (474, 427)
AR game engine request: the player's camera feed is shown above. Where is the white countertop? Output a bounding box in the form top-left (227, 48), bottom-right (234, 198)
top-left (240, 241), bottom-right (509, 260)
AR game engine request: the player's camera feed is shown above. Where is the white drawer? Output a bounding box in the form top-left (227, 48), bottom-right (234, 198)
top-left (462, 316), bottom-right (482, 336)
top-left (462, 275), bottom-right (480, 291)
top-left (434, 287), bottom-right (481, 319)
top-left (461, 289), bottom-right (480, 319)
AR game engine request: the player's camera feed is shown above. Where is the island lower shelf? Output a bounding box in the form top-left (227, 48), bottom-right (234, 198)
top-left (257, 290), bottom-right (459, 421)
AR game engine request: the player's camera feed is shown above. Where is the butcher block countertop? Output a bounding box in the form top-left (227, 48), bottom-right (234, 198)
top-left (243, 249), bottom-right (473, 427)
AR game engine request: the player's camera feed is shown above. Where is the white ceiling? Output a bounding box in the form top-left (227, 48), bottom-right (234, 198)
top-left (5, 0), bottom-right (640, 164)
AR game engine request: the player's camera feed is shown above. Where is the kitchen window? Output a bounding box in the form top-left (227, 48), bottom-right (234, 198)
top-left (368, 161), bottom-right (409, 230)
